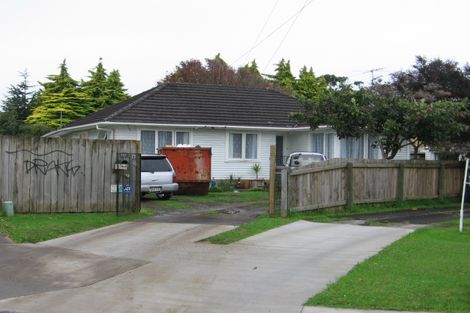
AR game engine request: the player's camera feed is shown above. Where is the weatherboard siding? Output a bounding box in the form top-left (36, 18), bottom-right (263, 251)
top-left (192, 129), bottom-right (274, 180)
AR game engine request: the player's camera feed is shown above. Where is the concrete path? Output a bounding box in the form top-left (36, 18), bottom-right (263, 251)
top-left (0, 220), bottom-right (413, 313)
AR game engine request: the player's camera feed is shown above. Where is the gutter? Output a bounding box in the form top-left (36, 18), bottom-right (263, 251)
top-left (97, 121), bottom-right (314, 132)
top-left (44, 121), bottom-right (331, 137)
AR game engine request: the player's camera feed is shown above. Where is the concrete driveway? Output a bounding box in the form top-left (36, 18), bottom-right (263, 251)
top-left (0, 220), bottom-right (412, 313)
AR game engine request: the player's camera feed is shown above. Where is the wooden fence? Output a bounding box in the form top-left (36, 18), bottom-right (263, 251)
top-left (0, 135), bottom-right (141, 213)
top-left (281, 159), bottom-right (464, 213)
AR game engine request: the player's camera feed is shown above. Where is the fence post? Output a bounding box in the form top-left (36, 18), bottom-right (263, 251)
top-left (280, 167), bottom-right (289, 217)
top-left (438, 162), bottom-right (446, 200)
top-left (396, 163), bottom-right (405, 202)
top-left (345, 162), bottom-right (354, 210)
top-left (268, 145), bottom-right (276, 217)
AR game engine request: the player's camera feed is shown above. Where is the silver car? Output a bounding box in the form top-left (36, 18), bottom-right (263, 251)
top-left (141, 155), bottom-right (178, 200)
top-left (286, 152), bottom-right (327, 168)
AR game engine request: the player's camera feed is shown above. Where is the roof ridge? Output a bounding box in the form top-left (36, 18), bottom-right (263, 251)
top-left (104, 84), bottom-right (166, 122)
top-left (164, 81), bottom-right (285, 92)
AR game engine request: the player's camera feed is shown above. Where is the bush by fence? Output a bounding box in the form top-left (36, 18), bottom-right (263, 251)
top-left (0, 135), bottom-right (141, 213)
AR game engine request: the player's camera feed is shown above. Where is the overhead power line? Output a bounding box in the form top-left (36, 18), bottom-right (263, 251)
top-left (263, 0), bottom-right (312, 71)
top-left (231, 0), bottom-right (316, 67)
top-left (243, 0), bottom-right (280, 65)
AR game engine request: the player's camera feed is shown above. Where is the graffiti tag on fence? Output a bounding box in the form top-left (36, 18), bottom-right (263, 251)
top-left (24, 159), bottom-right (81, 177)
top-left (6, 149), bottom-right (81, 177)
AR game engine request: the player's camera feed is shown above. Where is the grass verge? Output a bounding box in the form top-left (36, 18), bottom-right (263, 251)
top-left (307, 220), bottom-right (470, 313)
top-left (208, 197), bottom-right (460, 244)
top-left (0, 209), bottom-right (153, 243)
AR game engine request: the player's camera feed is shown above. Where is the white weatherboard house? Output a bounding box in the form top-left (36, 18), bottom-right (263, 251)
top-left (45, 83), bottom-right (421, 180)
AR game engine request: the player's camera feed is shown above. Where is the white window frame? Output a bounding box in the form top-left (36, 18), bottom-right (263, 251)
top-left (225, 131), bottom-right (261, 162)
top-left (139, 129), bottom-right (192, 153)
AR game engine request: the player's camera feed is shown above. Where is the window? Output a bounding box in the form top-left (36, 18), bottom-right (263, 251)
top-left (176, 132), bottom-right (190, 145)
top-left (325, 133), bottom-right (335, 159)
top-left (141, 131), bottom-right (156, 154)
top-left (245, 134), bottom-right (258, 159)
top-left (368, 135), bottom-right (380, 159)
top-left (229, 133), bottom-right (242, 159)
top-left (340, 136), bottom-right (364, 159)
top-left (311, 133), bottom-right (324, 154)
top-left (158, 131), bottom-right (173, 148)
top-left (228, 132), bottom-right (259, 160)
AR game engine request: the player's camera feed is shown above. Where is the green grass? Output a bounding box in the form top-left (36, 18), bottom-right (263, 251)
top-left (208, 213), bottom-right (297, 244)
top-left (0, 210), bottom-right (152, 243)
top-left (307, 222), bottom-right (470, 313)
top-left (208, 197), bottom-right (460, 244)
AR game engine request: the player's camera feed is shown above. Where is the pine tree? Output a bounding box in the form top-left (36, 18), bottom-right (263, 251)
top-left (27, 60), bottom-right (92, 128)
top-left (81, 58), bottom-right (109, 110)
top-left (294, 66), bottom-right (328, 104)
top-left (268, 59), bottom-right (296, 93)
top-left (2, 70), bottom-right (37, 123)
top-left (106, 70), bottom-right (129, 105)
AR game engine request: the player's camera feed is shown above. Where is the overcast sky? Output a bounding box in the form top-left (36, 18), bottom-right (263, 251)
top-left (1, 0), bottom-right (469, 99)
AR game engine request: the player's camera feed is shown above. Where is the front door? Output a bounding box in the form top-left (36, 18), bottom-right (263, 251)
top-left (276, 136), bottom-right (284, 166)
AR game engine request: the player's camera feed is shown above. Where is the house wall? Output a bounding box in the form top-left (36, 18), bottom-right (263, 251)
top-left (61, 125), bottom-right (420, 180)
top-left (102, 126), bottom-right (276, 180)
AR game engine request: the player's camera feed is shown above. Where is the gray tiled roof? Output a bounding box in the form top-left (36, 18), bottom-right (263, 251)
top-left (66, 83), bottom-right (303, 128)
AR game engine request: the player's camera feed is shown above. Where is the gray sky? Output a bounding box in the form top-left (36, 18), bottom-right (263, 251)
top-left (1, 0), bottom-right (469, 99)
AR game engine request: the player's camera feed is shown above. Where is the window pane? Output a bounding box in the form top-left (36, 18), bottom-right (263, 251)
top-left (341, 136), bottom-right (364, 159)
top-left (311, 133), bottom-right (324, 154)
top-left (245, 134), bottom-right (258, 159)
top-left (176, 132), bottom-right (189, 145)
top-left (141, 157), bottom-right (172, 172)
top-left (368, 135), bottom-right (380, 159)
top-left (325, 133), bottom-right (335, 159)
top-left (141, 131), bottom-right (156, 154)
top-left (229, 133), bottom-right (242, 159)
top-left (158, 131), bottom-right (173, 148)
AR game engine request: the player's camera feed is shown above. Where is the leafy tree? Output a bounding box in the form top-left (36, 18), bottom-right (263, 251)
top-left (238, 60), bottom-right (271, 89)
top-left (391, 56), bottom-right (470, 101)
top-left (293, 81), bottom-right (465, 159)
top-left (292, 82), bottom-right (371, 140)
top-left (163, 55), bottom-right (275, 89)
top-left (27, 60), bottom-right (92, 128)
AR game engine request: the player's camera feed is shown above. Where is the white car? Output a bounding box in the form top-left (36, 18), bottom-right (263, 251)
top-left (286, 152), bottom-right (327, 168)
top-left (141, 155), bottom-right (179, 200)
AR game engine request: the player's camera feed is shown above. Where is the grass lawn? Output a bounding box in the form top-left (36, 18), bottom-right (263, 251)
top-left (143, 190), bottom-right (268, 210)
top-left (307, 220), bottom-right (470, 313)
top-left (0, 209), bottom-right (153, 243)
top-left (208, 197), bottom-right (460, 244)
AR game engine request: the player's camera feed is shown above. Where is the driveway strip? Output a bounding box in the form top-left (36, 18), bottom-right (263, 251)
top-left (0, 221), bottom-right (413, 313)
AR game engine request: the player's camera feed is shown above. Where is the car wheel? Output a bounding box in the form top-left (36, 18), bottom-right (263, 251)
top-left (156, 193), bottom-right (171, 200)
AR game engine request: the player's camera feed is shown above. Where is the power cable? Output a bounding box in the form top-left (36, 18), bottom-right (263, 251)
top-left (243, 0), bottom-right (280, 65)
top-left (263, 0), bottom-right (312, 71)
top-left (231, 0), bottom-right (316, 67)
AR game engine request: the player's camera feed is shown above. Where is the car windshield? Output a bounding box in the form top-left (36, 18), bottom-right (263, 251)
top-left (290, 154), bottom-right (324, 167)
top-left (141, 157), bottom-right (172, 172)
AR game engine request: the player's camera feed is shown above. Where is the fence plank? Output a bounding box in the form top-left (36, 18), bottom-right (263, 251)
top-left (0, 135), bottom-right (141, 213)
top-left (283, 158), bottom-right (463, 212)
